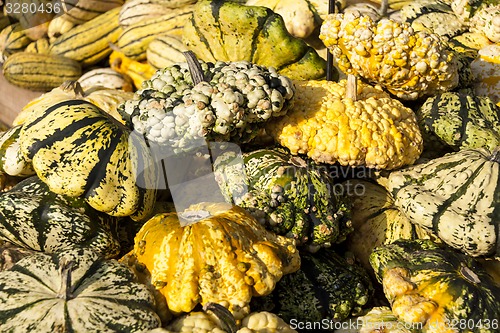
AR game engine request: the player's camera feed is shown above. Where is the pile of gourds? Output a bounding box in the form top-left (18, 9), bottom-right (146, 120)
top-left (1, 0), bottom-right (500, 332)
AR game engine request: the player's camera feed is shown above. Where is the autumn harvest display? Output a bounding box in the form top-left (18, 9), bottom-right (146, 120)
top-left (0, 0), bottom-right (499, 332)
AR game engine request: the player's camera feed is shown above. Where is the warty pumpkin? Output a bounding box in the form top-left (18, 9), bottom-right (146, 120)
top-left (0, 248), bottom-right (162, 332)
top-left (213, 147), bottom-right (352, 252)
top-left (387, 147), bottom-right (500, 258)
top-left (120, 52), bottom-right (295, 152)
top-left (0, 176), bottom-right (121, 258)
top-left (320, 12), bottom-right (460, 100)
top-left (17, 96), bottom-right (158, 221)
top-left (128, 202), bottom-right (300, 319)
top-left (370, 239), bottom-right (500, 333)
top-left (182, 0), bottom-right (327, 80)
top-left (265, 76), bottom-right (423, 170)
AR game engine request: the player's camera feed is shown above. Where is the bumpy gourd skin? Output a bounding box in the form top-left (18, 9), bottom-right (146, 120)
top-left (470, 4), bottom-right (500, 42)
top-left (132, 202), bottom-right (300, 319)
top-left (320, 12), bottom-right (459, 100)
top-left (120, 60), bottom-right (294, 153)
top-left (265, 79), bottom-right (423, 170)
top-left (213, 148), bottom-right (352, 252)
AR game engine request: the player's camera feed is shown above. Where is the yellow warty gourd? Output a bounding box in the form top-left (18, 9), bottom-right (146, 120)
top-left (320, 12), bottom-right (459, 100)
top-left (265, 77), bottom-right (423, 170)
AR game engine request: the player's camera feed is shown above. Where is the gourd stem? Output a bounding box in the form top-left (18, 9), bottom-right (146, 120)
top-left (60, 80), bottom-right (86, 99)
top-left (326, 0), bottom-right (336, 81)
top-left (346, 74), bottom-right (357, 101)
top-left (379, 0), bottom-right (389, 18)
top-left (203, 302), bottom-right (238, 333)
top-left (57, 259), bottom-right (74, 300)
top-left (490, 147), bottom-right (500, 163)
top-left (183, 51), bottom-right (206, 85)
top-left (460, 263), bottom-right (481, 284)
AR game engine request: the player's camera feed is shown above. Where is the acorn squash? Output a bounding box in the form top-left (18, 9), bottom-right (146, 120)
top-left (370, 239), bottom-right (500, 333)
top-left (387, 148), bottom-right (500, 258)
top-left (0, 248), bottom-right (161, 332)
top-left (128, 202), bottom-right (300, 319)
top-left (213, 147), bottom-right (352, 252)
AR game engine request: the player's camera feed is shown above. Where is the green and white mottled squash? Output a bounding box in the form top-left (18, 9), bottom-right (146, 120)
top-left (344, 179), bottom-right (434, 273)
top-left (17, 99), bottom-right (158, 221)
top-left (0, 176), bottom-right (121, 258)
top-left (387, 148), bottom-right (500, 258)
top-left (0, 125), bottom-right (34, 178)
top-left (416, 91), bottom-right (500, 152)
top-left (213, 147), bottom-right (352, 252)
top-left (370, 239), bottom-right (500, 333)
top-left (182, 0), bottom-right (327, 80)
top-left (0, 248), bottom-right (161, 332)
top-left (250, 248), bottom-right (373, 323)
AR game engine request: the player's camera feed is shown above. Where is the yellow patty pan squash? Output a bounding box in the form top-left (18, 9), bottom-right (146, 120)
top-left (265, 76), bottom-right (423, 170)
top-left (129, 202), bottom-right (300, 319)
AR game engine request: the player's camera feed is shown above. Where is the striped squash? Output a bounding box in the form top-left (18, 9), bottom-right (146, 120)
top-left (387, 148), bottom-right (500, 258)
top-left (0, 176), bottom-right (121, 258)
top-left (116, 5), bottom-right (193, 61)
top-left (147, 34), bottom-right (188, 70)
top-left (2, 52), bottom-right (82, 91)
top-left (24, 37), bottom-right (50, 54)
top-left (416, 91), bottom-right (500, 152)
top-left (0, 126), bottom-right (34, 177)
top-left (0, 23), bottom-right (31, 62)
top-left (59, 0), bottom-right (125, 24)
top-left (343, 179), bottom-right (434, 273)
top-left (49, 7), bottom-right (123, 67)
top-left (370, 239), bottom-right (500, 332)
top-left (0, 248), bottom-right (161, 332)
top-left (118, 0), bottom-right (178, 28)
top-left (182, 0), bottom-right (326, 80)
top-left (3, 0), bottom-right (55, 40)
top-left (18, 99), bottom-right (158, 221)
top-left (77, 67), bottom-right (134, 92)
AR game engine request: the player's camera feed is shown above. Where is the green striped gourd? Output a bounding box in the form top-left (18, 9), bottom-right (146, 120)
top-left (0, 176), bottom-right (120, 258)
top-left (213, 147), bottom-right (352, 252)
top-left (370, 239), bottom-right (500, 332)
top-left (0, 23), bottom-right (31, 62)
top-left (147, 34), bottom-right (188, 70)
top-left (77, 67), bottom-right (134, 92)
top-left (182, 0), bottom-right (326, 80)
top-left (416, 91), bottom-right (500, 152)
top-left (18, 99), bottom-right (158, 221)
top-left (2, 52), bottom-right (82, 91)
top-left (0, 248), bottom-right (161, 331)
top-left (59, 0), bottom-right (125, 24)
top-left (0, 126), bottom-right (34, 178)
top-left (387, 148), bottom-right (500, 258)
top-left (250, 248), bottom-right (373, 322)
top-left (400, 0), bottom-right (467, 39)
top-left (49, 7), bottom-right (123, 67)
top-left (118, 0), bottom-right (179, 28)
top-left (343, 179), bottom-right (434, 272)
top-left (116, 5), bottom-right (193, 61)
